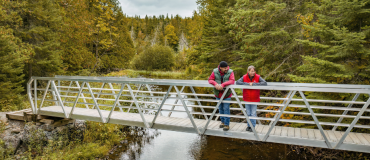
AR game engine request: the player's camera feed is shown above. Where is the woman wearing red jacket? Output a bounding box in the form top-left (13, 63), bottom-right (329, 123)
top-left (236, 66), bottom-right (267, 132)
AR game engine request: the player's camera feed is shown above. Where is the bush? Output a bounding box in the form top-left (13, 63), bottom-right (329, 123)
top-left (131, 45), bottom-right (175, 71)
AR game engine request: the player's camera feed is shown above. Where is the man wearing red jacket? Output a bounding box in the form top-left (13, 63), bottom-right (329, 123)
top-left (236, 65), bottom-right (267, 132)
top-left (208, 61), bottom-right (235, 131)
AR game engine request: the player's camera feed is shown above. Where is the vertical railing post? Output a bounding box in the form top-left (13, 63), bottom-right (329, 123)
top-left (27, 79), bottom-right (36, 114)
top-left (34, 79), bottom-right (37, 114)
top-left (51, 89), bottom-right (59, 106)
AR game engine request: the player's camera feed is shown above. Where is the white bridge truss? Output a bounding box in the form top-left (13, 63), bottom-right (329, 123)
top-left (27, 75), bottom-right (370, 153)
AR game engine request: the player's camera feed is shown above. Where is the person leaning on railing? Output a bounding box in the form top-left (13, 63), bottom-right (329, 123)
top-left (208, 61), bottom-right (235, 131)
top-left (236, 65), bottom-right (267, 132)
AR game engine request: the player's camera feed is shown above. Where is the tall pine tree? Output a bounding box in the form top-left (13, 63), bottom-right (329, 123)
top-left (0, 27), bottom-right (29, 110)
top-left (191, 0), bottom-right (237, 79)
top-left (290, 0), bottom-right (370, 86)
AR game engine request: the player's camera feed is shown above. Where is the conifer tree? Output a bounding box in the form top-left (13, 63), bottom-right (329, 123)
top-left (18, 0), bottom-right (64, 78)
top-left (290, 0), bottom-right (370, 86)
top-left (228, 0), bottom-right (304, 80)
top-left (0, 27), bottom-right (29, 109)
top-left (192, 0), bottom-right (236, 79)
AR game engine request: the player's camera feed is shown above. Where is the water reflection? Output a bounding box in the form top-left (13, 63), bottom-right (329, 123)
top-left (192, 136), bottom-right (289, 160)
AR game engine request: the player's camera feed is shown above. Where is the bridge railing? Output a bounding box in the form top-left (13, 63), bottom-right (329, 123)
top-left (27, 75), bottom-right (370, 149)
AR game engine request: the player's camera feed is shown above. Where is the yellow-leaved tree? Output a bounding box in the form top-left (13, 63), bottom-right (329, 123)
top-left (165, 24), bottom-right (178, 51)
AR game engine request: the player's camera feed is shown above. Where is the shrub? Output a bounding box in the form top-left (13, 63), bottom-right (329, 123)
top-left (132, 45), bottom-right (175, 71)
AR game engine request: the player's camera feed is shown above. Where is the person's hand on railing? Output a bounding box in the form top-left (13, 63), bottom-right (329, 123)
top-left (215, 84), bottom-right (223, 91)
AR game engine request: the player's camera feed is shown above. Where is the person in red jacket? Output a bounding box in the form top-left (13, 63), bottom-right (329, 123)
top-left (208, 61), bottom-right (235, 131)
top-left (236, 65), bottom-right (267, 132)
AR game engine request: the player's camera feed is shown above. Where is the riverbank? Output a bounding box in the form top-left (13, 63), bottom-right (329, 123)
top-left (105, 69), bottom-right (188, 79)
top-left (0, 112), bottom-right (129, 159)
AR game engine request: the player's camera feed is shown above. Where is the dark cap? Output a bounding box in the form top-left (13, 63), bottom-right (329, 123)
top-left (219, 61), bottom-right (228, 68)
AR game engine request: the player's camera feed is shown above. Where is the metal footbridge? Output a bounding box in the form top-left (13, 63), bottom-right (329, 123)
top-left (27, 76), bottom-right (370, 153)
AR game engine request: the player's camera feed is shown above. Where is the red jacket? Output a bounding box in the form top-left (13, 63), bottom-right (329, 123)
top-left (208, 66), bottom-right (235, 98)
top-left (243, 73), bottom-right (261, 102)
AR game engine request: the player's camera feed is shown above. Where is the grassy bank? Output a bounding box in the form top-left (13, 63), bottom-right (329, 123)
top-left (0, 121), bottom-right (127, 159)
top-left (106, 69), bottom-right (188, 79)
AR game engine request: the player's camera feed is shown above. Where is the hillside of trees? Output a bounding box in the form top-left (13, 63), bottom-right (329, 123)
top-left (1, 0), bottom-right (370, 112)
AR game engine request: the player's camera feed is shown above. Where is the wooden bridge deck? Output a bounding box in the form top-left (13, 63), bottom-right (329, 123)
top-left (39, 106), bottom-right (370, 153)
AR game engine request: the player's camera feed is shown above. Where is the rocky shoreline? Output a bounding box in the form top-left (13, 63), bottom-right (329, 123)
top-left (0, 112), bottom-right (86, 158)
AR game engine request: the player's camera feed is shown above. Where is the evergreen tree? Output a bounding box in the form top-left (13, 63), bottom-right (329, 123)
top-left (290, 0), bottom-right (370, 86)
top-left (192, 0), bottom-right (237, 79)
top-left (100, 9), bottom-right (135, 71)
top-left (18, 0), bottom-right (64, 78)
top-left (0, 27), bottom-right (28, 109)
top-left (228, 0), bottom-right (304, 80)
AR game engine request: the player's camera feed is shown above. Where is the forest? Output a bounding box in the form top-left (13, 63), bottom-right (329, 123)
top-left (1, 0), bottom-right (370, 159)
top-left (1, 0), bottom-right (369, 124)
top-left (2, 0), bottom-right (369, 110)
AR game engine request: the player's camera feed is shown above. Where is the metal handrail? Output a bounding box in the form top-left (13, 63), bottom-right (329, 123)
top-left (28, 76), bottom-right (370, 149)
top-left (54, 75), bottom-right (370, 89)
top-left (33, 88), bottom-right (366, 104)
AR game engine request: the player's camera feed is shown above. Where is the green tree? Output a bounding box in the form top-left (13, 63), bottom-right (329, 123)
top-left (59, 0), bottom-right (95, 73)
top-left (19, 0), bottom-right (64, 78)
top-left (100, 10), bottom-right (135, 71)
top-left (0, 27), bottom-right (29, 109)
top-left (228, 0), bottom-right (304, 81)
top-left (192, 0), bottom-right (237, 79)
top-left (165, 24), bottom-right (179, 51)
top-left (290, 0), bottom-right (370, 86)
top-left (132, 45), bottom-right (175, 71)
top-left (89, 0), bottom-right (135, 73)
